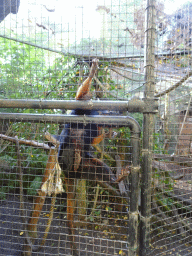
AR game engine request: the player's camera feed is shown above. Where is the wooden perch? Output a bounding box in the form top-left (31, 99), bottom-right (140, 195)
top-left (89, 58), bottom-right (99, 79)
top-left (44, 131), bottom-right (60, 148)
top-left (154, 154), bottom-right (192, 167)
top-left (0, 133), bottom-right (51, 150)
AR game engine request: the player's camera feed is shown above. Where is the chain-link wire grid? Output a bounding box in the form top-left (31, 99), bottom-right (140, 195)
top-left (0, 2), bottom-right (143, 254)
top-left (0, 117), bottom-right (133, 256)
top-left (148, 1), bottom-right (192, 255)
top-left (0, 0), bottom-right (145, 102)
top-left (1, 0), bottom-right (192, 256)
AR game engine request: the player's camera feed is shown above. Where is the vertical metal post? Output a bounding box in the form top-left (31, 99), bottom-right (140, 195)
top-left (140, 0), bottom-right (156, 255)
top-left (128, 123), bottom-right (141, 256)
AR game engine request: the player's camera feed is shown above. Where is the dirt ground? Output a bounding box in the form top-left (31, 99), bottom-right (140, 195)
top-left (0, 194), bottom-right (192, 256)
top-left (148, 162), bottom-right (192, 256)
top-left (0, 195), bottom-right (128, 256)
top-left (148, 236), bottom-right (192, 256)
top-left (1, 159), bottom-right (192, 256)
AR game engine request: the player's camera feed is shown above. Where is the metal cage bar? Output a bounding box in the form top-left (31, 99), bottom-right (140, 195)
top-left (0, 112), bottom-right (141, 255)
top-left (140, 0), bottom-right (156, 255)
top-left (0, 98), bottom-right (158, 113)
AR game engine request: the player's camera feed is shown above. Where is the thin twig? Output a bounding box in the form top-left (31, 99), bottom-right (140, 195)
top-left (0, 141), bottom-right (11, 154)
top-left (90, 184), bottom-right (100, 216)
top-left (93, 144), bottom-right (115, 163)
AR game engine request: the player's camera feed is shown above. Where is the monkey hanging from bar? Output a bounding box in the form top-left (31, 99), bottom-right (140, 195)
top-left (57, 58), bottom-right (131, 256)
top-left (57, 58), bottom-right (122, 184)
top-left (22, 59), bottom-right (130, 256)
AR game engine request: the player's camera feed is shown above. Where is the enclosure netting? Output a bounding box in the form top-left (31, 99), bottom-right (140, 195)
top-left (149, 2), bottom-right (192, 255)
top-left (0, 0), bottom-right (192, 256)
top-left (0, 1), bottom-right (140, 256)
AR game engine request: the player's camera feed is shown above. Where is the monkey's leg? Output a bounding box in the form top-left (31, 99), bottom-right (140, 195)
top-left (91, 133), bottom-right (105, 145)
top-left (65, 177), bottom-right (78, 256)
top-left (23, 148), bottom-right (57, 256)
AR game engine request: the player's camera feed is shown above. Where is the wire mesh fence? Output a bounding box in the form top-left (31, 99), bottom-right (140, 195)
top-left (149, 1), bottom-right (192, 255)
top-left (0, 0), bottom-right (192, 256)
top-left (0, 117), bottom-right (134, 256)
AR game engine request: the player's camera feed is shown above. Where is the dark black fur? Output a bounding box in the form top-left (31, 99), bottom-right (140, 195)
top-left (57, 109), bottom-right (118, 183)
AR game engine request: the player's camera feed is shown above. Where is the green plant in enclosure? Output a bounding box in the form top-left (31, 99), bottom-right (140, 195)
top-left (0, 170), bottom-right (18, 199)
top-left (0, 153), bottom-right (19, 199)
top-left (0, 38), bottom-right (46, 99)
top-left (0, 121), bottom-right (61, 198)
top-left (0, 143), bottom-right (48, 197)
top-left (0, 37), bottom-right (80, 102)
top-left (27, 176), bottom-right (42, 196)
top-left (42, 56), bottom-right (80, 99)
top-left (153, 132), bottom-right (166, 154)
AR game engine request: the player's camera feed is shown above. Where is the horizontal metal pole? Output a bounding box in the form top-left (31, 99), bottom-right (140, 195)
top-left (0, 113), bottom-right (141, 134)
top-left (0, 99), bottom-right (128, 111)
top-left (0, 98), bottom-right (157, 113)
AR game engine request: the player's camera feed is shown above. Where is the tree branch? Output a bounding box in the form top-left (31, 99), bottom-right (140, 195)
top-left (0, 133), bottom-right (51, 150)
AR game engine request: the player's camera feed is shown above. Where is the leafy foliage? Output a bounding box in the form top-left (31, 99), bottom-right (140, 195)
top-left (0, 38), bottom-right (46, 99)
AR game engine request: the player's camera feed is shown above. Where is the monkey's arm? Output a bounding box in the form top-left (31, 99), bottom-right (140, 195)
top-left (75, 58), bottom-right (98, 100)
